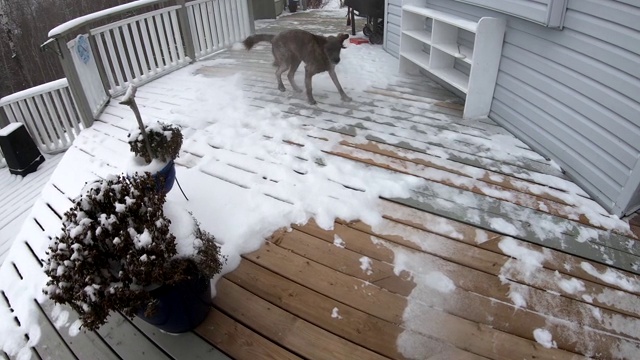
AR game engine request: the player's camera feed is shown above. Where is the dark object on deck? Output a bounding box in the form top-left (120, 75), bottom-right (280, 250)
top-left (136, 273), bottom-right (212, 333)
top-left (345, 0), bottom-right (385, 44)
top-left (0, 122), bottom-right (45, 176)
top-left (289, 0), bottom-right (299, 12)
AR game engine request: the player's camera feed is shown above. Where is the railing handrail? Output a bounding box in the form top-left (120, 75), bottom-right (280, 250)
top-left (90, 5), bottom-right (182, 35)
top-left (48, 0), bottom-right (170, 39)
top-left (185, 0), bottom-right (213, 7)
top-left (0, 79), bottom-right (68, 107)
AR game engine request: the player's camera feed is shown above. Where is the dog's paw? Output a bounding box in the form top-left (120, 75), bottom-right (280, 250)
top-left (308, 99), bottom-right (317, 105)
top-left (278, 84), bottom-right (286, 92)
top-left (342, 95), bottom-right (353, 102)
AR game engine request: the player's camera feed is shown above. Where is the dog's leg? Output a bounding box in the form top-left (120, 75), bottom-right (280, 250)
top-left (276, 63), bottom-right (288, 92)
top-left (287, 59), bottom-right (303, 93)
top-left (304, 69), bottom-right (317, 105)
top-left (328, 67), bottom-right (352, 102)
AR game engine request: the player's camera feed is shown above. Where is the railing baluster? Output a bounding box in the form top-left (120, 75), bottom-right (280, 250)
top-left (212, 0), bottom-right (224, 49)
top-left (187, 6), bottom-right (200, 57)
top-left (122, 24), bottom-right (142, 81)
top-left (59, 87), bottom-right (83, 134)
top-left (229, 0), bottom-right (239, 43)
top-left (25, 97), bottom-right (55, 151)
top-left (113, 28), bottom-right (134, 85)
top-left (139, 18), bottom-right (158, 76)
top-left (162, 12), bottom-right (178, 65)
top-left (193, 4), bottom-right (206, 57)
top-left (155, 14), bottom-right (171, 69)
top-left (200, 2), bottom-right (214, 55)
top-left (94, 33), bottom-right (117, 92)
top-left (170, 10), bottom-right (185, 62)
top-left (104, 30), bottom-right (126, 92)
top-left (50, 90), bottom-right (76, 143)
top-left (219, 0), bottom-right (231, 47)
top-left (130, 21), bottom-right (150, 79)
top-left (146, 16), bottom-right (165, 71)
top-left (40, 93), bottom-right (68, 148)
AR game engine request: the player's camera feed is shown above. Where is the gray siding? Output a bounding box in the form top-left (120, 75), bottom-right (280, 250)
top-left (423, 0), bottom-right (640, 216)
top-left (385, 0), bottom-right (402, 57)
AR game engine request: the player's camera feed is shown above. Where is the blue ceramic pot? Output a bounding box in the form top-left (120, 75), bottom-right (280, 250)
top-left (136, 274), bottom-right (211, 333)
top-left (153, 160), bottom-right (176, 194)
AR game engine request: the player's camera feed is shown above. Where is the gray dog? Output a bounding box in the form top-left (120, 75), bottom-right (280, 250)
top-left (243, 30), bottom-right (352, 105)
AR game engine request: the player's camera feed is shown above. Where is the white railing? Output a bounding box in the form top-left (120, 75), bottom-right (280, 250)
top-left (187, 0), bottom-right (252, 58)
top-left (0, 79), bottom-right (83, 154)
top-left (0, 0), bottom-right (253, 154)
top-left (91, 5), bottom-right (187, 95)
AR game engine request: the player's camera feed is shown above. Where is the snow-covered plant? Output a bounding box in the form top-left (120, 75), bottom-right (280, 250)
top-left (43, 173), bottom-right (223, 331)
top-left (128, 122), bottom-right (183, 164)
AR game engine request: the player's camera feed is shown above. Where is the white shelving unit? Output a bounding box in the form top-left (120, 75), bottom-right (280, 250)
top-left (399, 4), bottom-right (506, 119)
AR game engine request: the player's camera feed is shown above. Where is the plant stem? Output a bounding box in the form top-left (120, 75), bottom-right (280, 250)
top-left (120, 85), bottom-right (155, 161)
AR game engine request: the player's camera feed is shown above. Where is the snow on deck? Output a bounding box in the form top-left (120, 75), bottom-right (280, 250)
top-left (1, 8), bottom-right (640, 360)
top-left (0, 153), bottom-right (63, 264)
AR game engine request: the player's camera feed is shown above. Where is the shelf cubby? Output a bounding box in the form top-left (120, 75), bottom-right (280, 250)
top-left (398, 3), bottom-right (506, 119)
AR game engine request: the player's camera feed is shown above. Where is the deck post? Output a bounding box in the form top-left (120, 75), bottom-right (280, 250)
top-left (0, 107), bottom-right (9, 128)
top-left (54, 36), bottom-right (95, 128)
top-left (176, 0), bottom-right (196, 61)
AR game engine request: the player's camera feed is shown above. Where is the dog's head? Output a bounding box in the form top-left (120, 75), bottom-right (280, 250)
top-left (324, 33), bottom-right (349, 65)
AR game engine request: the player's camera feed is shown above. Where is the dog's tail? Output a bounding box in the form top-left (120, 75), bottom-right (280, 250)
top-left (243, 34), bottom-right (276, 50)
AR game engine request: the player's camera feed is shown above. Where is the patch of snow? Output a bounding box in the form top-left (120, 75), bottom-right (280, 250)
top-left (498, 237), bottom-right (547, 278)
top-left (507, 288), bottom-right (527, 308)
top-left (333, 235), bottom-right (345, 248)
top-left (533, 328), bottom-right (557, 349)
top-left (580, 262), bottom-right (640, 292)
top-left (331, 307), bottom-right (342, 319)
top-left (359, 256), bottom-right (373, 275)
top-left (489, 218), bottom-right (519, 236)
top-left (322, 0), bottom-right (342, 10)
top-left (68, 320), bottom-right (82, 337)
top-left (424, 272), bottom-right (455, 293)
top-left (556, 275), bottom-right (585, 295)
top-left (474, 229), bottom-right (489, 244)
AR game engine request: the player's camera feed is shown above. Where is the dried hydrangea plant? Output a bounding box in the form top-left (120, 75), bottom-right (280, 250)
top-left (44, 173), bottom-right (223, 331)
top-left (128, 122), bottom-right (183, 164)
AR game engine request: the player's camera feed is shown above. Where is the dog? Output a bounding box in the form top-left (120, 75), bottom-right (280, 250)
top-left (243, 30), bottom-right (352, 105)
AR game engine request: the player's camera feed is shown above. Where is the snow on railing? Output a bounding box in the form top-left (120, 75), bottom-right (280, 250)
top-left (0, 79), bottom-right (83, 154)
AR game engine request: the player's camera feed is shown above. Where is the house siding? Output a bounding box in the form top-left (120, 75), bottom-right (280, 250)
top-left (412, 0), bottom-right (640, 216)
top-left (385, 0), bottom-right (402, 57)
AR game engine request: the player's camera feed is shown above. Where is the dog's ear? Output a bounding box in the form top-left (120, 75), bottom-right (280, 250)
top-left (338, 33), bottom-right (349, 48)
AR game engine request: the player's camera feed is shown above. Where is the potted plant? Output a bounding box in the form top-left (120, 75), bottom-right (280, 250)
top-left (127, 121), bottom-right (183, 194)
top-left (43, 173), bottom-right (224, 333)
top-left (119, 84), bottom-right (183, 194)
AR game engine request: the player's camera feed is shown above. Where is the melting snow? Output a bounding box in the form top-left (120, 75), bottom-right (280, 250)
top-left (359, 256), bottom-right (373, 275)
top-left (331, 307), bottom-right (342, 319)
top-left (533, 328), bottom-right (557, 349)
top-left (333, 235), bottom-right (346, 248)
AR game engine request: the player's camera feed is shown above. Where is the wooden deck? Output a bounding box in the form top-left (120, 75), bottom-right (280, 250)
top-left (0, 153), bottom-right (63, 265)
top-left (2, 9), bottom-right (640, 360)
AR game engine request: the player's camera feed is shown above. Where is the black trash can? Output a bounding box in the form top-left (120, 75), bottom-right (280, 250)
top-left (288, 0), bottom-right (299, 12)
top-left (0, 122), bottom-right (45, 176)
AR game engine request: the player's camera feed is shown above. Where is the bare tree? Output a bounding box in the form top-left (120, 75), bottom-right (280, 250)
top-left (0, 0), bottom-right (136, 98)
